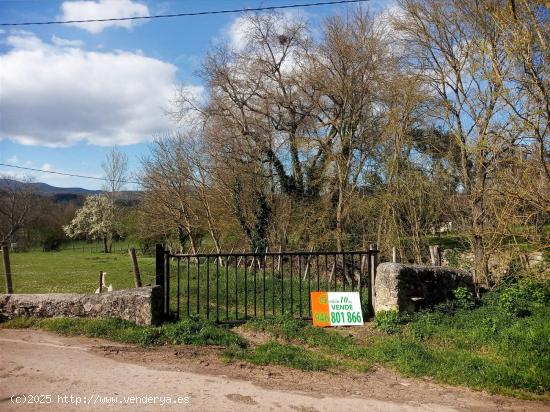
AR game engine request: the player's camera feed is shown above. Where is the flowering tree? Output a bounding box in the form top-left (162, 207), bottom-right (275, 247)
top-left (63, 195), bottom-right (119, 253)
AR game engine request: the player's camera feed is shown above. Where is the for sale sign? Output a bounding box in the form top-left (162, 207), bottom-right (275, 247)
top-left (311, 292), bottom-right (364, 327)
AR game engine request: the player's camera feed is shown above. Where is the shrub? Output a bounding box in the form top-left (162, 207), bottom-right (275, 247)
top-left (375, 310), bottom-right (406, 334)
top-left (40, 228), bottom-right (66, 251)
top-left (453, 287), bottom-right (476, 309)
top-left (406, 310), bottom-right (448, 340)
top-left (161, 316), bottom-right (247, 347)
top-left (498, 278), bottom-right (549, 317)
top-left (233, 342), bottom-right (333, 371)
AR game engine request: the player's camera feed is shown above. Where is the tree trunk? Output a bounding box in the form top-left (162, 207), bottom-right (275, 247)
top-left (335, 182), bottom-right (345, 252)
top-left (472, 193), bottom-right (489, 286)
top-left (2, 245), bottom-right (13, 294)
top-left (473, 234), bottom-right (488, 287)
top-left (128, 248), bottom-right (142, 287)
top-left (102, 237), bottom-right (109, 253)
top-left (470, 140), bottom-right (490, 282)
top-left (188, 229), bottom-right (198, 255)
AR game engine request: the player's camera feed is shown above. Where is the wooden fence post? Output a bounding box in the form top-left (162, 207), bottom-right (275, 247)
top-left (302, 247), bottom-right (314, 281)
top-left (368, 244), bottom-right (377, 317)
top-left (2, 245), bottom-right (13, 294)
top-left (248, 247), bottom-right (259, 270)
top-left (128, 248), bottom-right (142, 287)
top-left (429, 245), bottom-right (442, 266)
top-left (98, 271), bottom-right (103, 293)
top-left (155, 244), bottom-right (165, 287)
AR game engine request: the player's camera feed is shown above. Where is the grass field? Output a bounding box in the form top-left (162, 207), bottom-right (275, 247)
top-left (1, 246), bottom-right (157, 294)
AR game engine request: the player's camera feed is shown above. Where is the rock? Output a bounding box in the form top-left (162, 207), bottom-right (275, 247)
top-left (374, 263), bottom-right (473, 313)
top-left (0, 286), bottom-right (163, 325)
top-left (526, 252), bottom-right (549, 274)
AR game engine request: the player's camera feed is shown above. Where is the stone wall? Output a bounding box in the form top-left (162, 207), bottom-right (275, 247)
top-left (374, 263), bottom-right (474, 313)
top-left (0, 286), bottom-right (164, 326)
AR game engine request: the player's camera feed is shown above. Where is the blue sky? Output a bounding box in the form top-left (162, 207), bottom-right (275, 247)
top-left (0, 0), bottom-right (393, 190)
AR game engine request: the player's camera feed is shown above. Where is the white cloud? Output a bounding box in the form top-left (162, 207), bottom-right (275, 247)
top-left (5, 30), bottom-right (43, 50)
top-left (0, 171), bottom-right (28, 181)
top-left (0, 31), bottom-right (195, 147)
top-left (226, 15), bottom-right (252, 51)
top-left (59, 0), bottom-right (149, 34)
top-left (41, 163), bottom-right (53, 171)
top-left (51, 35), bottom-right (83, 48)
top-left (6, 155), bottom-right (19, 164)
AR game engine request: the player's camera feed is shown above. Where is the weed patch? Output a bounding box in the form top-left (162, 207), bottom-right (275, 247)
top-left (226, 342), bottom-right (333, 371)
top-left (0, 316), bottom-right (247, 348)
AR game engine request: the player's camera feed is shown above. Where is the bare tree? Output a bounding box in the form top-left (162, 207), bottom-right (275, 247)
top-left (101, 147), bottom-right (128, 252)
top-left (0, 177), bottom-right (34, 247)
top-left (181, 132), bottom-right (224, 254)
top-left (395, 0), bottom-right (513, 286)
top-left (156, 4), bottom-right (546, 283)
top-left (306, 10), bottom-right (391, 251)
top-left (177, 10), bottom-right (402, 251)
top-left (139, 136), bottom-right (201, 254)
top-left (102, 146), bottom-right (128, 201)
top-left (491, 0), bottom-right (549, 183)
top-left (488, 0), bottom-right (550, 248)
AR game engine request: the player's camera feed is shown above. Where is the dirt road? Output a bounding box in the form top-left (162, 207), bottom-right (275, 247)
top-left (0, 329), bottom-right (547, 411)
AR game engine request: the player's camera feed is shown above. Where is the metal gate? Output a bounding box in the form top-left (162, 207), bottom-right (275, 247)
top-left (155, 245), bottom-right (378, 323)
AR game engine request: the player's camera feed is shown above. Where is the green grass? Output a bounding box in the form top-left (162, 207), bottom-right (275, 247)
top-left (226, 342), bottom-right (334, 371)
top-left (0, 316), bottom-right (246, 348)
top-left (0, 247), bottom-right (157, 294)
top-left (427, 233), bottom-right (468, 249)
top-left (240, 280), bottom-right (550, 399)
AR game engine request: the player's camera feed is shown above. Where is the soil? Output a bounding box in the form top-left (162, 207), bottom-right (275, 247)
top-left (1, 329), bottom-right (548, 411)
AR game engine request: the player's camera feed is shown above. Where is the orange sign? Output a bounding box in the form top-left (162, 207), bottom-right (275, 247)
top-left (311, 291), bottom-right (331, 327)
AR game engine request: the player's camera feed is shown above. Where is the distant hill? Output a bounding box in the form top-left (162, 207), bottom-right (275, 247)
top-left (0, 178), bottom-right (103, 195)
top-left (0, 179), bottom-right (141, 204)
